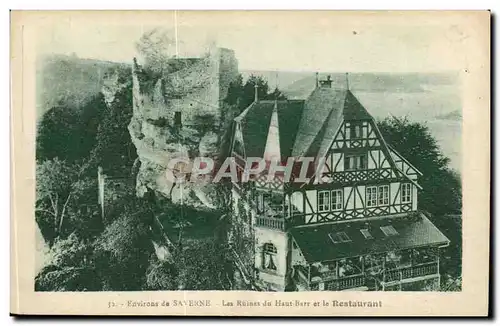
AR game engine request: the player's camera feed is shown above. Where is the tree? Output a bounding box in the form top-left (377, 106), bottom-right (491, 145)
top-left (36, 159), bottom-right (80, 245)
top-left (36, 159), bottom-right (104, 244)
top-left (93, 211), bottom-right (154, 291)
top-left (36, 105), bottom-right (82, 162)
top-left (77, 93), bottom-right (107, 160)
top-left (87, 76), bottom-right (137, 176)
top-left (224, 74), bottom-right (288, 113)
top-left (377, 116), bottom-right (462, 217)
top-left (135, 28), bottom-right (176, 75)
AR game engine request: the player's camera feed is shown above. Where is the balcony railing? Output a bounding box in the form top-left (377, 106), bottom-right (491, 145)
top-left (256, 216), bottom-right (285, 231)
top-left (327, 167), bottom-right (393, 184)
top-left (296, 261), bottom-right (439, 291)
top-left (384, 262), bottom-right (438, 283)
top-left (324, 274), bottom-right (366, 291)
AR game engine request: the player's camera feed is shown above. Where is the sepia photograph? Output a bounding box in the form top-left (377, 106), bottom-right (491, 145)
top-left (10, 10), bottom-right (490, 316)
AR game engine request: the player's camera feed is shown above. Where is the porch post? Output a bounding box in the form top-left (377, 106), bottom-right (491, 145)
top-left (437, 247), bottom-right (440, 275)
top-left (382, 254), bottom-right (386, 286)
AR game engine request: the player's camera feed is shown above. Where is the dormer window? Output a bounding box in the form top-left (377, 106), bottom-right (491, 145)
top-left (360, 228), bottom-right (373, 240)
top-left (329, 232), bottom-right (351, 244)
top-left (380, 225), bottom-right (399, 237)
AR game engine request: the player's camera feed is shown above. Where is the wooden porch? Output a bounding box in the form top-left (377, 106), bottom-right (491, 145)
top-left (293, 248), bottom-right (440, 291)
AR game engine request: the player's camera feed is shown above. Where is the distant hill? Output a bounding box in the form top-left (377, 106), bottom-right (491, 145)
top-left (241, 70), bottom-right (458, 99)
top-left (36, 54), bottom-right (129, 118)
top-left (435, 110), bottom-right (462, 121)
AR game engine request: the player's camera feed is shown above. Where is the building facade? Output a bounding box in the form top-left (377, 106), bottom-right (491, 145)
top-left (228, 74), bottom-right (450, 291)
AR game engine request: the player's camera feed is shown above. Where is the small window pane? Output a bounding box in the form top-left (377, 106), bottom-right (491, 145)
top-left (401, 183), bottom-right (411, 204)
top-left (378, 185), bottom-right (389, 206)
top-left (318, 191), bottom-right (330, 212)
top-left (366, 186), bottom-right (377, 207)
top-left (331, 190), bottom-right (343, 211)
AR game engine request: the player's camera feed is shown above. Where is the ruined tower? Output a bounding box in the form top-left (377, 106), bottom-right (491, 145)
top-left (128, 47), bottom-right (239, 206)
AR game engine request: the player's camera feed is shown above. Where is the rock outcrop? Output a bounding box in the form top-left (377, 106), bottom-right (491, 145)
top-left (128, 47), bottom-right (239, 207)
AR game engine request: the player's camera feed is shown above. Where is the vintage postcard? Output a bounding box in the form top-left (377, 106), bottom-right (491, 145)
top-left (10, 10), bottom-right (490, 316)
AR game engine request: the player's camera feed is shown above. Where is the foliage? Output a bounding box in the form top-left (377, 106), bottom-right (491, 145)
top-left (224, 74), bottom-right (288, 113)
top-left (93, 211), bottom-right (154, 291)
top-left (135, 28), bottom-right (176, 75)
top-left (36, 159), bottom-right (105, 244)
top-left (377, 116), bottom-right (462, 217)
top-left (441, 274), bottom-right (462, 291)
top-left (145, 255), bottom-right (179, 290)
top-left (37, 93), bottom-right (109, 164)
top-left (78, 93), bottom-right (108, 159)
top-left (36, 106), bottom-right (82, 162)
top-left (35, 233), bottom-right (100, 291)
top-left (177, 240), bottom-right (225, 290)
top-left (36, 159), bottom-right (80, 244)
top-left (87, 78), bottom-right (137, 176)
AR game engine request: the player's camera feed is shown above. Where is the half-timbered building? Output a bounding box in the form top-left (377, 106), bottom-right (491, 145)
top-left (228, 74), bottom-right (449, 292)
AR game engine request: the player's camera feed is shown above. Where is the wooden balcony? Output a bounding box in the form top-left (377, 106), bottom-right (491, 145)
top-left (324, 274), bottom-right (366, 291)
top-left (384, 261), bottom-right (438, 283)
top-left (294, 261), bottom-right (440, 291)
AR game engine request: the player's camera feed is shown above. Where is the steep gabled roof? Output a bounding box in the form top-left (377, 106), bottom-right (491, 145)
top-left (235, 100), bottom-right (305, 159)
top-left (278, 100), bottom-right (306, 158)
top-left (291, 89), bottom-right (374, 158)
top-left (343, 90), bottom-right (372, 121)
top-left (291, 87), bottom-right (346, 158)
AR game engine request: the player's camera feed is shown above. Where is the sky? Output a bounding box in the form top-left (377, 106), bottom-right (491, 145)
top-left (35, 11), bottom-right (471, 73)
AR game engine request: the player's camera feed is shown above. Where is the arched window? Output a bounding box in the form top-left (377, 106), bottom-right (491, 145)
top-left (263, 243), bottom-right (277, 271)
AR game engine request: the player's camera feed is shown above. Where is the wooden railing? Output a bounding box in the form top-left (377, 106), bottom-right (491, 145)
top-left (256, 216), bottom-right (285, 230)
top-left (337, 274), bottom-right (366, 290)
top-left (384, 262), bottom-right (438, 283)
top-left (327, 167), bottom-right (393, 184)
top-left (296, 261), bottom-right (439, 291)
top-left (323, 274), bottom-right (366, 291)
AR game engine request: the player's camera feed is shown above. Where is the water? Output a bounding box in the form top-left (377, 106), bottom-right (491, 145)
top-left (355, 87), bottom-right (462, 174)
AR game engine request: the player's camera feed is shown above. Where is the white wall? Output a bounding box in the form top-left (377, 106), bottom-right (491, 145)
top-left (254, 227), bottom-right (288, 288)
